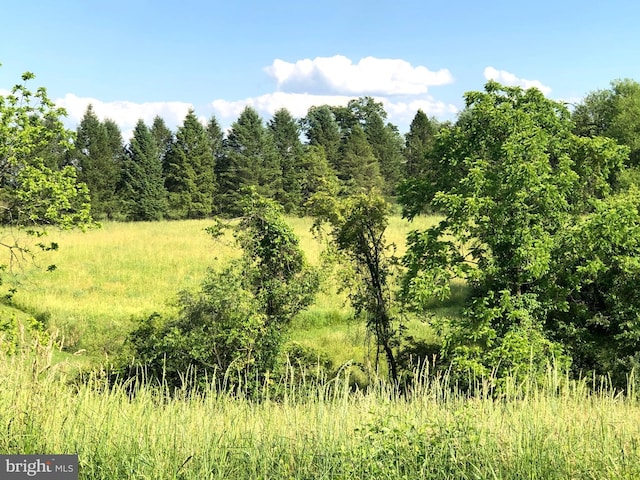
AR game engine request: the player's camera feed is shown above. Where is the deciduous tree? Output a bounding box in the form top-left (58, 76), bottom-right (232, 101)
top-left (0, 67), bottom-right (92, 292)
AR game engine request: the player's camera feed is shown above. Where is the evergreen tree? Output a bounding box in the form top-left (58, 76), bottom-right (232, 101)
top-left (207, 115), bottom-right (225, 212)
top-left (121, 119), bottom-right (167, 221)
top-left (336, 97), bottom-right (404, 195)
top-left (361, 109), bottom-right (404, 195)
top-left (218, 107), bottom-right (280, 216)
top-left (299, 145), bottom-right (340, 211)
top-left (269, 108), bottom-right (304, 212)
top-left (339, 124), bottom-right (384, 193)
top-left (74, 105), bottom-right (120, 219)
top-left (150, 115), bottom-right (173, 168)
top-left (164, 110), bottom-right (215, 219)
top-left (302, 105), bottom-right (341, 169)
top-left (403, 109), bottom-right (438, 177)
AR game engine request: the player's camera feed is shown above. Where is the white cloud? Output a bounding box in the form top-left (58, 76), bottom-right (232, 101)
top-left (212, 91), bottom-right (458, 131)
top-left (381, 98), bottom-right (458, 123)
top-left (56, 94), bottom-right (194, 139)
top-left (212, 92), bottom-right (353, 120)
top-left (483, 67), bottom-right (552, 95)
top-left (265, 55), bottom-right (454, 96)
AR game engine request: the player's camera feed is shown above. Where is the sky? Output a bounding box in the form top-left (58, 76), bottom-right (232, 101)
top-left (1, 0), bottom-right (639, 139)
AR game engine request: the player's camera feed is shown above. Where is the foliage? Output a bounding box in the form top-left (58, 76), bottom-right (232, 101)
top-left (338, 124), bottom-right (384, 193)
top-left (311, 190), bottom-right (401, 383)
top-left (547, 187), bottom-right (640, 386)
top-left (298, 145), bottom-right (340, 212)
top-left (573, 78), bottom-right (640, 167)
top-left (301, 105), bottom-right (341, 169)
top-left (400, 81), bottom-right (629, 385)
top-left (124, 194), bottom-right (319, 392)
top-left (403, 109), bottom-right (440, 178)
top-left (0, 67), bottom-right (93, 295)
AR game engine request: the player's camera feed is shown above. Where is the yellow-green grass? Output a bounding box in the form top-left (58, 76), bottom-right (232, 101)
top-left (2, 346), bottom-right (640, 479)
top-left (4, 215), bottom-right (440, 362)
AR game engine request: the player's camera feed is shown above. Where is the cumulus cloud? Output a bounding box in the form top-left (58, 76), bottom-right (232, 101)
top-left (212, 91), bottom-right (458, 131)
top-left (56, 94), bottom-right (194, 139)
top-left (265, 55), bottom-right (454, 96)
top-left (212, 92), bottom-right (354, 120)
top-left (483, 67), bottom-right (552, 95)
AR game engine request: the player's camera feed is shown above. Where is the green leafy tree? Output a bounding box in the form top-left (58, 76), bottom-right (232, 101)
top-left (120, 119), bottom-right (168, 221)
top-left (218, 107), bottom-right (280, 216)
top-left (268, 108), bottom-right (304, 212)
top-left (74, 105), bottom-right (120, 219)
top-left (164, 110), bottom-right (216, 219)
top-left (401, 82), bottom-right (628, 384)
top-left (125, 194), bottom-right (319, 392)
top-left (0, 67), bottom-right (92, 292)
top-left (573, 79), bottom-right (640, 167)
top-left (312, 191), bottom-right (400, 383)
top-left (548, 187), bottom-right (640, 386)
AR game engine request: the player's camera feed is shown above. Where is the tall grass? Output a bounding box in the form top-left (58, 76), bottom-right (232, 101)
top-left (2, 341), bottom-right (640, 479)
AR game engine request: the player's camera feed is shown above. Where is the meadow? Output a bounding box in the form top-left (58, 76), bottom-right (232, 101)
top-left (6, 215), bottom-right (439, 366)
top-left (2, 217), bottom-right (640, 479)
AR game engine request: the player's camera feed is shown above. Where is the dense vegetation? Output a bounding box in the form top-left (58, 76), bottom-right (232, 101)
top-left (4, 65), bottom-right (640, 477)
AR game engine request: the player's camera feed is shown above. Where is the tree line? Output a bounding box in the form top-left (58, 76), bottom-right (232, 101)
top-left (60, 98), bottom-right (442, 221)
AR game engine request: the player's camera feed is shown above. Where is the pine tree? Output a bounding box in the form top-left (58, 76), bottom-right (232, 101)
top-left (268, 108), bottom-right (304, 212)
top-left (218, 107), bottom-right (280, 216)
top-left (339, 124), bottom-right (384, 193)
top-left (164, 110), bottom-right (215, 219)
top-left (150, 115), bottom-right (173, 168)
top-left (120, 119), bottom-right (167, 221)
top-left (344, 97), bottom-right (404, 195)
top-left (207, 115), bottom-right (225, 213)
top-left (299, 145), bottom-right (340, 210)
top-left (74, 105), bottom-right (120, 219)
top-left (403, 109), bottom-right (438, 177)
top-left (302, 105), bottom-right (341, 169)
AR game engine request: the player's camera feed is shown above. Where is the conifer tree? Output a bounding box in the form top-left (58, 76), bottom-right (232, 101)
top-left (218, 107), bottom-right (280, 216)
top-left (164, 110), bottom-right (215, 219)
top-left (74, 105), bottom-right (120, 219)
top-left (339, 124), bottom-right (384, 193)
top-left (207, 115), bottom-right (225, 212)
top-left (150, 115), bottom-right (173, 168)
top-left (403, 109), bottom-right (438, 177)
top-left (269, 108), bottom-right (304, 212)
top-left (302, 105), bottom-right (341, 169)
top-left (121, 119), bottom-right (167, 221)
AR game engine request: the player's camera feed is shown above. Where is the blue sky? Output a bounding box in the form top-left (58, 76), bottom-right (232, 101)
top-left (1, 0), bottom-right (639, 138)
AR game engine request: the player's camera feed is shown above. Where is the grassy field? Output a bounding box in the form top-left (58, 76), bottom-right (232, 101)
top-left (3, 217), bottom-right (640, 478)
top-left (5, 215), bottom-right (439, 363)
